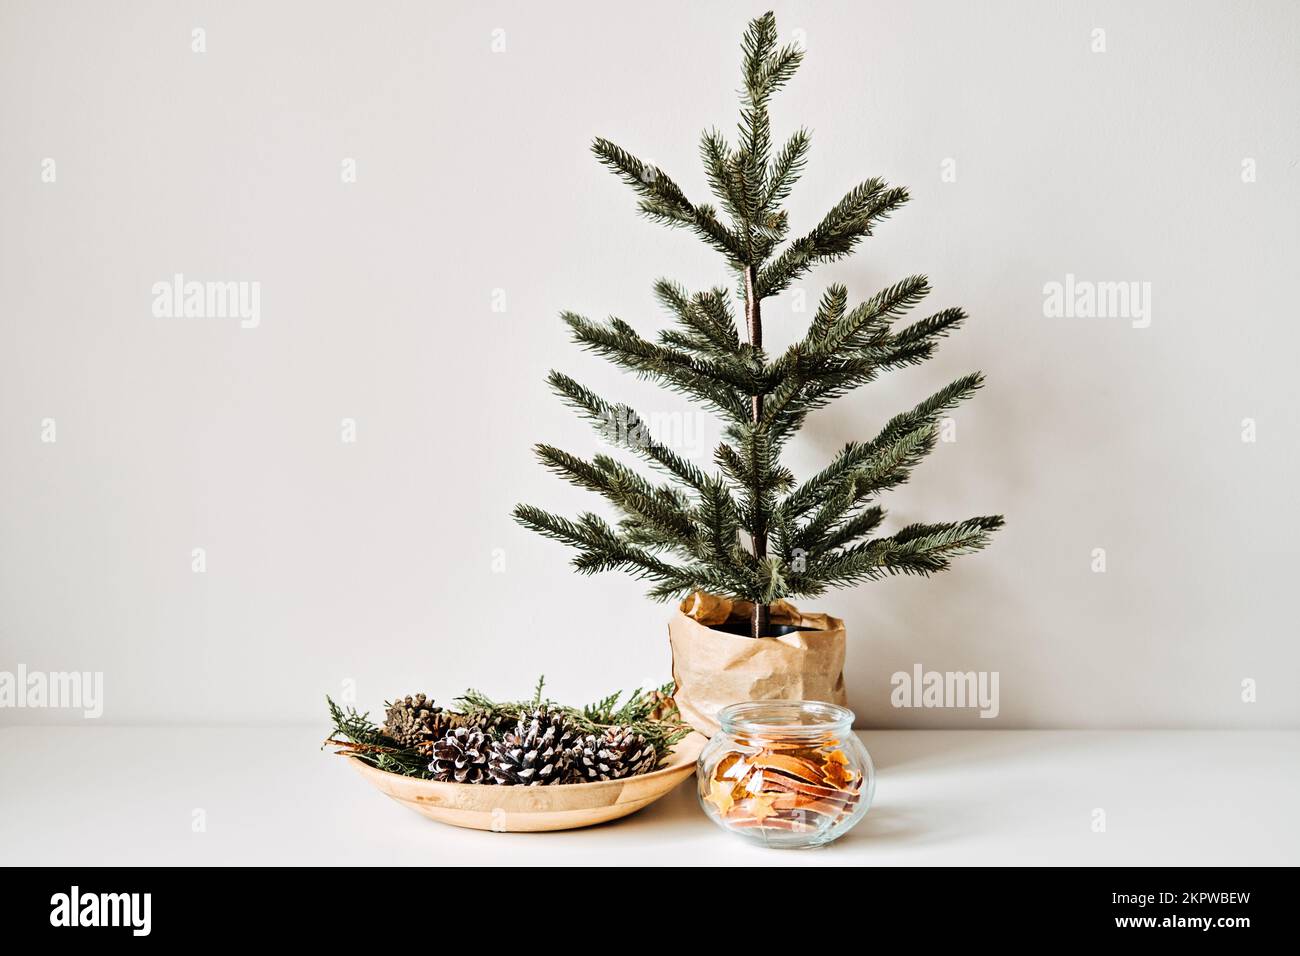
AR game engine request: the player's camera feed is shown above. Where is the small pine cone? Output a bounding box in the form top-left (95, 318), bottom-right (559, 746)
top-left (382, 694), bottom-right (453, 747)
top-left (487, 711), bottom-right (574, 786)
top-left (426, 727), bottom-right (491, 784)
top-left (573, 726), bottom-right (659, 782)
top-left (518, 705), bottom-right (579, 749)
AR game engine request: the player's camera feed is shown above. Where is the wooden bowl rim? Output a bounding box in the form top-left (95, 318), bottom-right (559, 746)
top-left (341, 730), bottom-right (706, 794)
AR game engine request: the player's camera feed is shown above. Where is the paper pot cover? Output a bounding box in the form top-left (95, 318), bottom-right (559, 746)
top-left (668, 593), bottom-right (848, 737)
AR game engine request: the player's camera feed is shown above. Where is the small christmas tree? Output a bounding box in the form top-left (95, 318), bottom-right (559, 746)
top-left (515, 12), bottom-right (1003, 639)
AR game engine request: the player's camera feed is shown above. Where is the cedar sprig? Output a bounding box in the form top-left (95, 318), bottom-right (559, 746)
top-left (322, 697), bottom-right (433, 778)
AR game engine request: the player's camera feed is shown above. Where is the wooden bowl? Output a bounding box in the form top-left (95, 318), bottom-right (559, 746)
top-left (345, 732), bottom-right (707, 832)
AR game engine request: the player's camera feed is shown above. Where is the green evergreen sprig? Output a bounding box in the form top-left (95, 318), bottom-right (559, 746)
top-left (323, 696), bottom-right (433, 778)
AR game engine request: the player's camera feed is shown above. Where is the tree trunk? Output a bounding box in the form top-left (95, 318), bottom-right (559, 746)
top-left (743, 264), bottom-right (770, 639)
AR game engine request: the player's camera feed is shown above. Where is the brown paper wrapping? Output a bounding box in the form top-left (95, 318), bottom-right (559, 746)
top-left (669, 592), bottom-right (847, 738)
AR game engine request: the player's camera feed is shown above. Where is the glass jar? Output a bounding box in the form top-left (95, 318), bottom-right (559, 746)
top-left (697, 700), bottom-right (874, 848)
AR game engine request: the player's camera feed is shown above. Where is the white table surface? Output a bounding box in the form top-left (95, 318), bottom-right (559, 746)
top-left (2, 727), bottom-right (1296, 866)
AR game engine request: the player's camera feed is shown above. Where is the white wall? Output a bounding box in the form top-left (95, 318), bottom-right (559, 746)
top-left (2, 0), bottom-right (1297, 728)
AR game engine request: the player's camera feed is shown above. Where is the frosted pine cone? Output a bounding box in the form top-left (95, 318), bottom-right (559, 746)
top-left (427, 726), bottom-right (491, 784)
top-left (487, 709), bottom-right (576, 786)
top-left (572, 726), bottom-right (658, 782)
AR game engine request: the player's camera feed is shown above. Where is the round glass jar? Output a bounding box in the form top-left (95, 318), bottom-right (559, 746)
top-left (697, 700), bottom-right (874, 848)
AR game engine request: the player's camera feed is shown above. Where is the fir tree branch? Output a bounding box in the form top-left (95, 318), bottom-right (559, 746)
top-left (513, 505), bottom-right (688, 589)
top-left (694, 476), bottom-right (744, 566)
top-left (788, 424), bottom-right (932, 554)
top-left (808, 516), bottom-right (1005, 587)
top-left (533, 444), bottom-right (698, 554)
top-left (733, 14), bottom-right (804, 260)
top-left (764, 128), bottom-right (810, 211)
top-left (653, 280), bottom-right (741, 355)
top-left (592, 136), bottom-right (693, 217)
top-left (809, 283), bottom-right (849, 340)
top-left (810, 275), bottom-right (931, 357)
top-left (546, 371), bottom-right (713, 493)
top-left (761, 276), bottom-right (933, 439)
top-left (886, 306), bottom-right (967, 351)
top-left (781, 373), bottom-right (984, 520)
top-left (700, 129), bottom-right (746, 225)
top-left (848, 306), bottom-right (969, 374)
top-left (737, 14), bottom-right (802, 211)
top-left (592, 137), bottom-right (748, 263)
top-left (757, 179), bottom-right (910, 298)
top-left (561, 311), bottom-right (753, 422)
top-left (818, 504), bottom-right (887, 555)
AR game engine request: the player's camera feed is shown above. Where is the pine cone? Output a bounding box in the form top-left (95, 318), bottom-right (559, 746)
top-left (426, 726), bottom-right (491, 784)
top-left (572, 726), bottom-right (659, 782)
top-left (526, 705), bottom-right (579, 746)
top-left (383, 694), bottom-right (454, 747)
top-left (487, 708), bottom-right (576, 786)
